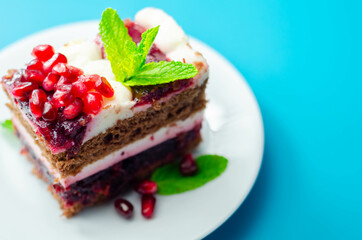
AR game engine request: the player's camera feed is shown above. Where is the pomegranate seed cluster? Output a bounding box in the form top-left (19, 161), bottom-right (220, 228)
top-left (113, 153), bottom-right (199, 219)
top-left (11, 44), bottom-right (115, 121)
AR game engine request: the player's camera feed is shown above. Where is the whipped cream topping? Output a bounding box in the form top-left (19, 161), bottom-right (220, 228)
top-left (57, 40), bottom-right (102, 69)
top-left (135, 8), bottom-right (204, 64)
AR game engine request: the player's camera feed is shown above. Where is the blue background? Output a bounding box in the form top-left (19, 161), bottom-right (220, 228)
top-left (1, 0), bottom-right (361, 239)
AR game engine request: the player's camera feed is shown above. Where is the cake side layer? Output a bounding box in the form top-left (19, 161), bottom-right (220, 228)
top-left (19, 125), bottom-right (202, 217)
top-left (7, 81), bottom-right (207, 177)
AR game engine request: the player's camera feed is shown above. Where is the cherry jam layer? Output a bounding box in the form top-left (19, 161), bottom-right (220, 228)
top-left (21, 124), bottom-right (201, 209)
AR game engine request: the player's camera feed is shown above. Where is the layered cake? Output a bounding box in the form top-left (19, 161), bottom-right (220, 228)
top-left (1, 7), bottom-right (208, 217)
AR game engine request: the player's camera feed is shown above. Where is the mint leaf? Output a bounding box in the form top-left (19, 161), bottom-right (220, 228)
top-left (137, 26), bottom-right (159, 66)
top-left (151, 155), bottom-right (228, 195)
top-left (98, 8), bottom-right (199, 87)
top-left (1, 119), bottom-right (13, 131)
top-left (125, 61), bottom-right (199, 86)
top-left (99, 8), bottom-right (140, 81)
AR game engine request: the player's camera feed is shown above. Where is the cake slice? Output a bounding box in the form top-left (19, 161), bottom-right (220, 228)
top-left (1, 7), bottom-right (208, 217)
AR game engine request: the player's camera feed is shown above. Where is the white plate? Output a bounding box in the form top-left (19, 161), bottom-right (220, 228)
top-left (0, 21), bottom-right (264, 240)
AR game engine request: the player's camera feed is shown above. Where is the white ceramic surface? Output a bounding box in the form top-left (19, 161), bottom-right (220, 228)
top-left (0, 21), bottom-right (264, 240)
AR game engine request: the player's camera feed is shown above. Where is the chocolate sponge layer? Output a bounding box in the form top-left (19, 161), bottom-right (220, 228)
top-left (8, 81), bottom-right (207, 177)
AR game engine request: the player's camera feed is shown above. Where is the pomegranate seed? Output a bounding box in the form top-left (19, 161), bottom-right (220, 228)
top-left (11, 82), bottom-right (38, 100)
top-left (68, 65), bottom-right (84, 77)
top-left (95, 77), bottom-right (114, 98)
top-left (23, 69), bottom-right (45, 84)
top-left (179, 153), bottom-right (198, 176)
top-left (52, 63), bottom-right (69, 76)
top-left (71, 80), bottom-right (87, 97)
top-left (114, 198), bottom-right (134, 218)
top-left (82, 92), bottom-right (103, 115)
top-left (31, 44), bottom-right (55, 61)
top-left (141, 194), bottom-right (156, 219)
top-left (78, 74), bottom-right (100, 90)
top-left (56, 76), bottom-right (72, 89)
top-left (51, 63), bottom-right (82, 78)
top-left (42, 101), bottom-right (58, 121)
top-left (52, 84), bottom-right (74, 108)
top-left (43, 53), bottom-right (67, 74)
top-left (26, 59), bottom-right (43, 72)
top-left (42, 73), bottom-right (59, 91)
top-left (29, 89), bottom-right (47, 118)
top-left (63, 98), bottom-right (83, 119)
top-left (136, 180), bottom-right (158, 195)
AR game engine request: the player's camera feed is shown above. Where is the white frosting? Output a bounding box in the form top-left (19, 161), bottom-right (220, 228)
top-left (58, 40), bottom-right (102, 69)
top-left (13, 110), bottom-right (203, 188)
top-left (135, 7), bottom-right (205, 64)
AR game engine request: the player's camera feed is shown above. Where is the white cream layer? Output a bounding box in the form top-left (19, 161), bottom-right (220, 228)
top-left (14, 111), bottom-right (204, 188)
top-left (56, 7), bottom-right (208, 146)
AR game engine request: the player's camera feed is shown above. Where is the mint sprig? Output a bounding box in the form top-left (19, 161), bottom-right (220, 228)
top-left (151, 155), bottom-right (228, 195)
top-left (1, 119), bottom-right (13, 131)
top-left (126, 61), bottom-right (199, 86)
top-left (99, 8), bottom-right (198, 86)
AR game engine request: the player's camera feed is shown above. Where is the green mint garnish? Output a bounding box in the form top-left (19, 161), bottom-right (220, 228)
top-left (99, 8), bottom-right (198, 86)
top-left (1, 119), bottom-right (13, 131)
top-left (126, 61), bottom-right (200, 86)
top-left (151, 155), bottom-right (228, 195)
